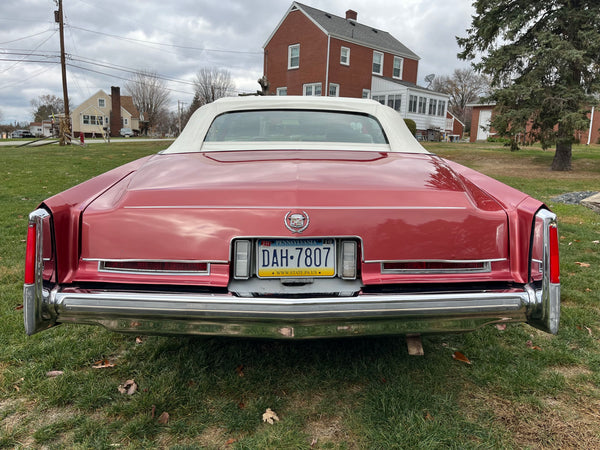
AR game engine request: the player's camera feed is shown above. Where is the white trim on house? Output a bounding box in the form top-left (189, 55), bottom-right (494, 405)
top-left (340, 46), bottom-right (350, 65)
top-left (288, 43), bottom-right (300, 69)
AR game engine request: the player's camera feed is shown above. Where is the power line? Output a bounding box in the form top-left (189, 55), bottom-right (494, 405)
top-left (68, 24), bottom-right (263, 55)
top-left (0, 29), bottom-right (54, 45)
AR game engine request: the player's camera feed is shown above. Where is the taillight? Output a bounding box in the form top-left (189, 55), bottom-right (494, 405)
top-left (24, 223), bottom-right (37, 284)
top-left (549, 223), bottom-right (560, 284)
top-left (530, 209), bottom-right (559, 285)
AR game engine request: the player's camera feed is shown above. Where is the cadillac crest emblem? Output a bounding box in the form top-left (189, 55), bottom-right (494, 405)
top-left (284, 211), bottom-right (309, 233)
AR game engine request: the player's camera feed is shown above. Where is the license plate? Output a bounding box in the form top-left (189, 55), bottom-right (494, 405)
top-left (257, 239), bottom-right (336, 278)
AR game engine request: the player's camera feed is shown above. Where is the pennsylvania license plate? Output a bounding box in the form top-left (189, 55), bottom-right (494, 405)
top-left (257, 239), bottom-right (336, 278)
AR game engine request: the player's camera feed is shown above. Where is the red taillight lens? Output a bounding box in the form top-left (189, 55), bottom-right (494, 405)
top-left (24, 223), bottom-right (37, 284)
top-left (549, 224), bottom-right (560, 284)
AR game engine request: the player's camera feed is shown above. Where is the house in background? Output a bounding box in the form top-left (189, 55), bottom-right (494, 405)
top-left (70, 86), bottom-right (140, 137)
top-left (263, 2), bottom-right (451, 139)
top-left (469, 101), bottom-right (600, 144)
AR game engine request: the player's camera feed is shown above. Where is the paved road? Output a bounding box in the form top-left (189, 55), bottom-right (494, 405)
top-left (0, 137), bottom-right (175, 147)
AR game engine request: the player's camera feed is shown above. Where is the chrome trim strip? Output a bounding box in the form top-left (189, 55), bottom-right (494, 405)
top-left (97, 261), bottom-right (211, 276)
top-left (381, 261), bottom-right (492, 274)
top-left (123, 205), bottom-right (468, 210)
top-left (82, 258), bottom-right (227, 263)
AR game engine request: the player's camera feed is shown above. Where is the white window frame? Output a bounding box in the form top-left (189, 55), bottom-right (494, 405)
top-left (329, 83), bottom-right (340, 97)
top-left (372, 51), bottom-right (384, 75)
top-left (437, 100), bottom-right (446, 116)
top-left (82, 114), bottom-right (90, 125)
top-left (372, 95), bottom-right (385, 105)
top-left (393, 56), bottom-right (403, 79)
top-left (288, 44), bottom-right (300, 70)
top-left (409, 95), bottom-right (418, 113)
top-left (276, 87), bottom-right (287, 96)
top-left (362, 89), bottom-right (371, 99)
top-left (387, 94), bottom-right (401, 112)
top-left (429, 99), bottom-right (437, 115)
top-left (98, 98), bottom-right (105, 108)
top-left (418, 96), bottom-right (427, 114)
top-left (340, 47), bottom-right (350, 66)
top-left (124, 118), bottom-right (129, 126)
top-left (303, 82), bottom-right (322, 96)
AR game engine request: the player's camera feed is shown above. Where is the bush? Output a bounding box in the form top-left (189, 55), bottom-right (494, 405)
top-left (403, 119), bottom-right (417, 136)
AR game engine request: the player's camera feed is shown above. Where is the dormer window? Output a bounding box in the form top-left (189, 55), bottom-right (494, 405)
top-left (98, 98), bottom-right (105, 108)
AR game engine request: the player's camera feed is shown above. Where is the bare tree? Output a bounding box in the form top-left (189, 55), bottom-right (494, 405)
top-left (125, 70), bottom-right (170, 134)
top-left (431, 68), bottom-right (490, 125)
top-left (193, 67), bottom-right (234, 106)
top-left (30, 94), bottom-right (67, 122)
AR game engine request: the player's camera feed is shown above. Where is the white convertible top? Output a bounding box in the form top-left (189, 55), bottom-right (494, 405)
top-left (162, 96), bottom-right (429, 154)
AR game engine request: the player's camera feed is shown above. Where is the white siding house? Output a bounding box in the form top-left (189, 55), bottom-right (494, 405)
top-left (370, 76), bottom-right (449, 140)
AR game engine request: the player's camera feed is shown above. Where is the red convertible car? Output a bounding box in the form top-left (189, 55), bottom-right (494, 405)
top-left (24, 96), bottom-right (560, 338)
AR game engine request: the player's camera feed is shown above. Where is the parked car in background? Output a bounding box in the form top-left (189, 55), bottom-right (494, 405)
top-left (24, 96), bottom-right (560, 339)
top-left (12, 130), bottom-right (35, 138)
top-left (120, 127), bottom-right (134, 137)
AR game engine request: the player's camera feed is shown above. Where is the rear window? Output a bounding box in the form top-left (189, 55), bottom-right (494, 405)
top-left (204, 110), bottom-right (388, 144)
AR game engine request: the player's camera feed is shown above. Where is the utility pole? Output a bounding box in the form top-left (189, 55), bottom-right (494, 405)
top-left (55, 0), bottom-right (70, 145)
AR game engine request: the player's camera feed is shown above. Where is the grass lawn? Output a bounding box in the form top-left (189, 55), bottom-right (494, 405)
top-left (1, 141), bottom-right (599, 448)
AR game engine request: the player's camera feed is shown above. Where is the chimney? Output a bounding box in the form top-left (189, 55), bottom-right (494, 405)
top-left (346, 9), bottom-right (357, 21)
top-left (110, 86), bottom-right (121, 137)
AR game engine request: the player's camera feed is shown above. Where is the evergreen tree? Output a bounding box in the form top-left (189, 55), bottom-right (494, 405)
top-left (458, 0), bottom-right (600, 170)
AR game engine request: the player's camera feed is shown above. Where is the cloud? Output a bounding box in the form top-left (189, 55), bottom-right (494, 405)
top-left (0, 0), bottom-right (474, 123)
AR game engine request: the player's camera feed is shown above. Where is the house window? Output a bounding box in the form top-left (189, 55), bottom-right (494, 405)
top-left (429, 99), bottom-right (437, 115)
top-left (340, 47), bottom-right (350, 66)
top-left (372, 95), bottom-right (385, 105)
top-left (409, 95), bottom-right (418, 113)
top-left (329, 83), bottom-right (339, 97)
top-left (387, 94), bottom-right (401, 112)
top-left (418, 97), bottom-right (427, 114)
top-left (98, 98), bottom-right (105, 108)
top-left (124, 118), bottom-right (129, 126)
top-left (276, 87), bottom-right (287, 96)
top-left (438, 100), bottom-right (446, 116)
top-left (82, 115), bottom-right (90, 125)
top-left (288, 44), bottom-right (300, 69)
top-left (362, 89), bottom-right (371, 99)
top-left (393, 56), bottom-right (403, 79)
top-left (303, 83), bottom-right (322, 96)
top-left (372, 51), bottom-right (383, 75)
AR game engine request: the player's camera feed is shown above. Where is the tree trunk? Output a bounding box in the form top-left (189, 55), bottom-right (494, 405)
top-left (551, 140), bottom-right (572, 171)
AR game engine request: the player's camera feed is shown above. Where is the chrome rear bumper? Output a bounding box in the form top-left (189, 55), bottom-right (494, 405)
top-left (24, 284), bottom-right (558, 338)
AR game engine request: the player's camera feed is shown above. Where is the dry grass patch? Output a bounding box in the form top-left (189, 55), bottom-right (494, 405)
top-left (462, 388), bottom-right (600, 449)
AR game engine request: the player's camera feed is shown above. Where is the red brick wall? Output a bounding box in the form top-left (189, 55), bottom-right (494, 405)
top-left (265, 10), bottom-right (419, 96)
top-left (265, 10), bottom-right (328, 95)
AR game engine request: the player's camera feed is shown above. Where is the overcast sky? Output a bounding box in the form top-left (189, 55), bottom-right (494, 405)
top-left (0, 0), bottom-right (475, 124)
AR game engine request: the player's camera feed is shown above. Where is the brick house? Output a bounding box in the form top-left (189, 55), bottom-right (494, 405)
top-left (70, 86), bottom-right (140, 138)
top-left (263, 2), bottom-right (451, 139)
top-left (469, 102), bottom-right (600, 144)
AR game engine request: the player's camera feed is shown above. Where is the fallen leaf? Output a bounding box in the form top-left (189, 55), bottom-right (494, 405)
top-left (226, 438), bottom-right (237, 445)
top-left (526, 340), bottom-right (542, 350)
top-left (46, 370), bottom-right (64, 378)
top-left (310, 438), bottom-right (318, 447)
top-left (575, 262), bottom-right (591, 267)
top-left (92, 359), bottom-right (115, 369)
top-left (238, 401), bottom-right (246, 409)
top-left (118, 379), bottom-right (138, 395)
top-left (151, 405), bottom-right (156, 418)
top-left (593, 240), bottom-right (599, 244)
top-left (452, 351), bottom-right (471, 364)
top-left (585, 326), bottom-right (593, 336)
top-left (586, 288), bottom-right (592, 292)
top-left (135, 337), bottom-right (143, 344)
top-left (495, 324), bottom-right (507, 331)
top-left (424, 411), bottom-right (434, 421)
top-left (560, 236), bottom-right (566, 240)
top-left (262, 408), bottom-right (280, 424)
top-left (158, 411), bottom-right (169, 424)
top-left (235, 364), bottom-right (245, 377)
top-left (15, 304), bottom-right (23, 311)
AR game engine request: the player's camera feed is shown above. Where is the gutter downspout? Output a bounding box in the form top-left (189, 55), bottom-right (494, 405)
top-left (325, 34), bottom-right (330, 96)
top-left (587, 106), bottom-right (595, 145)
